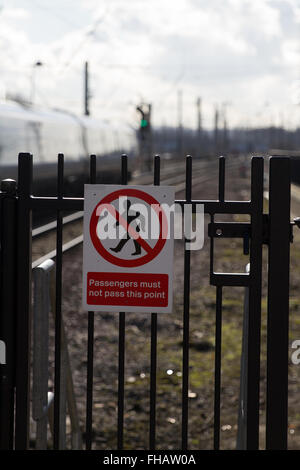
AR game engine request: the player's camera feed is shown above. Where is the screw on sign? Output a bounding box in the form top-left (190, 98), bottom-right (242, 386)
top-left (82, 185), bottom-right (174, 313)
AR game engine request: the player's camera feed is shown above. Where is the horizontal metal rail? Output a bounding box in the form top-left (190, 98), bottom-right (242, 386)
top-left (31, 161), bottom-right (243, 269)
top-left (31, 159), bottom-right (244, 272)
top-left (31, 166), bottom-right (210, 239)
top-left (31, 159), bottom-right (241, 243)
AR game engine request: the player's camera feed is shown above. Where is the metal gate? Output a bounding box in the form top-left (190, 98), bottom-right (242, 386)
top-left (0, 153), bottom-right (292, 450)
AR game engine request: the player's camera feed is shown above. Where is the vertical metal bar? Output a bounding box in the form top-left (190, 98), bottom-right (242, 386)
top-left (213, 286), bottom-right (222, 449)
top-left (149, 155), bottom-right (160, 450)
top-left (0, 179), bottom-right (17, 449)
top-left (182, 155), bottom-right (192, 450)
top-left (53, 153), bottom-right (64, 449)
top-left (117, 313), bottom-right (125, 450)
top-left (86, 155), bottom-right (96, 450)
top-left (266, 157), bottom-right (290, 449)
top-left (33, 266), bottom-right (49, 450)
top-left (15, 153), bottom-right (33, 449)
top-left (236, 263), bottom-right (250, 450)
top-left (213, 157), bottom-right (225, 449)
top-left (86, 310), bottom-right (94, 449)
top-left (118, 154), bottom-right (127, 450)
top-left (210, 212), bottom-right (215, 283)
top-left (32, 260), bottom-right (55, 450)
top-left (210, 157), bottom-right (225, 281)
top-left (49, 272), bottom-right (82, 450)
top-left (246, 156), bottom-right (264, 449)
top-left (218, 156), bottom-right (225, 202)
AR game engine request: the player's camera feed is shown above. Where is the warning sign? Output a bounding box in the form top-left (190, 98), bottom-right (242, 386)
top-left (82, 185), bottom-right (174, 313)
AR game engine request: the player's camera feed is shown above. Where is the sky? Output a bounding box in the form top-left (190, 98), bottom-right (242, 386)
top-left (0, 0), bottom-right (300, 130)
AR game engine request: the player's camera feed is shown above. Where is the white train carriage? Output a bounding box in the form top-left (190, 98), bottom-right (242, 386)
top-left (0, 101), bottom-right (137, 195)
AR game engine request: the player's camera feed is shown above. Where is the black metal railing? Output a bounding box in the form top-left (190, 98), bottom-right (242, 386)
top-left (0, 152), bottom-right (292, 450)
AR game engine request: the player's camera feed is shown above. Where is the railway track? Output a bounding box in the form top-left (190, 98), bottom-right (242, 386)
top-left (32, 158), bottom-right (243, 267)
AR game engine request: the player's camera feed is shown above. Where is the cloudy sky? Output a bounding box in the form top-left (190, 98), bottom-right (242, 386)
top-left (0, 0), bottom-right (300, 130)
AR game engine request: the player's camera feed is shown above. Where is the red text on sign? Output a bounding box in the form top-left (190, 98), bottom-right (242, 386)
top-left (87, 272), bottom-right (168, 307)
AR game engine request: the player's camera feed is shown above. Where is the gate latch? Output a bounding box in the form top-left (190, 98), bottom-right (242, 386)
top-left (291, 217), bottom-right (300, 243)
top-left (208, 222), bottom-right (250, 255)
top-left (209, 215), bottom-right (294, 248)
top-left (294, 217), bottom-right (300, 229)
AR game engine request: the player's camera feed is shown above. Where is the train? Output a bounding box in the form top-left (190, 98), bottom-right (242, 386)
top-left (0, 100), bottom-right (138, 196)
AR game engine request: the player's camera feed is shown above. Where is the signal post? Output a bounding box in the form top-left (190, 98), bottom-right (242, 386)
top-left (136, 103), bottom-right (152, 173)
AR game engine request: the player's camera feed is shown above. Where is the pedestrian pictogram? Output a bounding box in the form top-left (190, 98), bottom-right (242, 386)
top-left (82, 185), bottom-right (174, 313)
top-left (110, 199), bottom-right (143, 256)
top-left (89, 188), bottom-right (168, 268)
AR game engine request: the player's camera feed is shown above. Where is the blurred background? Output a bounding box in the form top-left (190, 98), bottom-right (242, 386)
top-left (2, 1), bottom-right (300, 450)
top-left (1, 0), bottom-right (300, 157)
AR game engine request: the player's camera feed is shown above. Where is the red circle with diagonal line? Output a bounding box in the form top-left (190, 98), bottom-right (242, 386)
top-left (89, 188), bottom-right (168, 267)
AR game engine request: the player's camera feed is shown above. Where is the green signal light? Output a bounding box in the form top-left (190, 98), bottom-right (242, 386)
top-left (141, 119), bottom-right (148, 128)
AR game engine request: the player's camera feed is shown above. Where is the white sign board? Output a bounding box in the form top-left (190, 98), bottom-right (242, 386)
top-left (82, 185), bottom-right (174, 313)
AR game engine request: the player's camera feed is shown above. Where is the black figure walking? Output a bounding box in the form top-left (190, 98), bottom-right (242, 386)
top-left (110, 199), bottom-right (145, 256)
